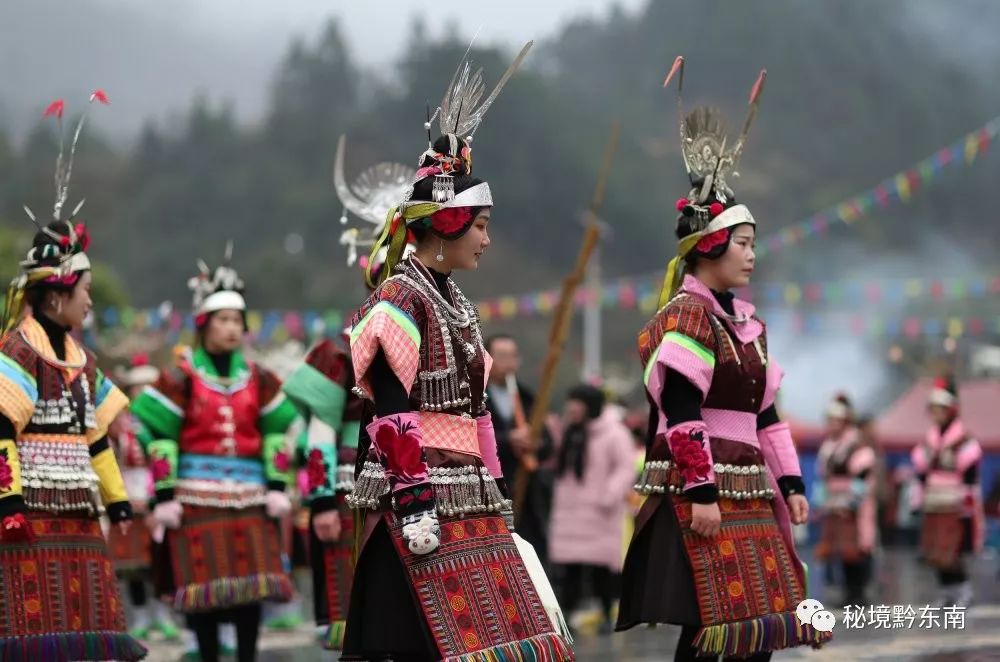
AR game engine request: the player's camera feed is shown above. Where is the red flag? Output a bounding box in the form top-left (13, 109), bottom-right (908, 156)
top-left (43, 99), bottom-right (65, 118)
top-left (663, 56), bottom-right (684, 88)
top-left (90, 89), bottom-right (110, 104)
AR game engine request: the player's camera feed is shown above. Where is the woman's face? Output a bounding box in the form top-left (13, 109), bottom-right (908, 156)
top-left (50, 271), bottom-right (92, 330)
top-left (927, 404), bottom-right (955, 427)
top-left (825, 416), bottom-right (849, 437)
top-left (203, 309), bottom-right (245, 353)
top-left (701, 224), bottom-right (756, 290)
top-left (444, 209), bottom-right (491, 271)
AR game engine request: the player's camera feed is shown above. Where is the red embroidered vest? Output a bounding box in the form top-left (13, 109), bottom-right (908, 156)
top-left (178, 363), bottom-right (261, 457)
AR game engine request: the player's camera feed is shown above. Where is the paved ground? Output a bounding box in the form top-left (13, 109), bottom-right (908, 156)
top-left (141, 547), bottom-right (1000, 661)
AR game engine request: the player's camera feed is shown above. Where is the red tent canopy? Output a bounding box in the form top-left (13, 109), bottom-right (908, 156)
top-left (875, 378), bottom-right (1000, 451)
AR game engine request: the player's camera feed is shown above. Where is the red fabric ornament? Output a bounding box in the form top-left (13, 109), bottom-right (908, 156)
top-left (0, 451), bottom-right (12, 491)
top-left (695, 229), bottom-right (730, 253)
top-left (132, 354), bottom-right (150, 368)
top-left (90, 89), bottom-right (110, 105)
top-left (376, 417), bottom-right (425, 483)
top-left (709, 202), bottom-right (725, 217)
top-left (273, 450), bottom-right (290, 474)
top-left (430, 207), bottom-right (473, 235)
top-left (74, 224), bottom-right (91, 252)
top-left (676, 198), bottom-right (689, 212)
top-left (150, 455), bottom-right (172, 482)
top-left (1, 513), bottom-right (34, 543)
top-left (59, 235), bottom-right (71, 248)
top-left (396, 485), bottom-right (433, 507)
top-left (306, 449), bottom-right (328, 492)
top-left (44, 99), bottom-right (65, 119)
top-left (669, 429), bottom-right (711, 484)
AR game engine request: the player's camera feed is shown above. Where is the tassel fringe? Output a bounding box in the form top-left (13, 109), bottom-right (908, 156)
top-left (444, 632), bottom-right (574, 661)
top-left (174, 573), bottom-right (293, 613)
top-left (322, 620), bottom-right (346, 650)
top-left (692, 610), bottom-right (832, 658)
top-left (0, 630), bottom-right (147, 661)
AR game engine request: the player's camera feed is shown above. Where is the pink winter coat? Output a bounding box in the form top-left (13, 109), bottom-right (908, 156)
top-left (548, 410), bottom-right (637, 571)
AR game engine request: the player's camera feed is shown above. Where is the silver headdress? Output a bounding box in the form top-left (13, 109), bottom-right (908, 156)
top-left (188, 241), bottom-right (247, 315)
top-left (333, 135), bottom-right (413, 266)
top-left (418, 40), bottom-right (533, 202)
top-left (664, 56), bottom-right (766, 209)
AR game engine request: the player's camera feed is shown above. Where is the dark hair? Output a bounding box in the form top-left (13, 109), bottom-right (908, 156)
top-left (567, 384), bottom-right (605, 420)
top-left (485, 334), bottom-right (516, 352)
top-left (833, 392), bottom-right (852, 410)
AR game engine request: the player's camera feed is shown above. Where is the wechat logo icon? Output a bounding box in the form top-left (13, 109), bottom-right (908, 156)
top-left (796, 598), bottom-right (836, 633)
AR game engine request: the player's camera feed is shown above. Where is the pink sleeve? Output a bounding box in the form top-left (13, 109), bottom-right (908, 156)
top-left (350, 301), bottom-right (421, 398)
top-left (848, 446), bottom-right (876, 476)
top-left (644, 334), bottom-right (715, 404)
top-left (757, 421), bottom-right (802, 478)
top-left (956, 438), bottom-right (983, 474)
top-left (761, 356), bottom-right (784, 412)
top-left (911, 444), bottom-right (928, 474)
top-left (476, 412), bottom-right (503, 479)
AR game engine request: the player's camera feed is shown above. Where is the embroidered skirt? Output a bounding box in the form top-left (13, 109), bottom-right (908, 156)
top-left (0, 512), bottom-right (147, 661)
top-left (816, 510), bottom-right (865, 563)
top-left (156, 505), bottom-right (293, 613)
top-left (310, 496), bottom-right (355, 650)
top-left (618, 481), bottom-right (831, 658)
top-left (920, 512), bottom-right (973, 570)
top-left (108, 516), bottom-right (152, 573)
top-left (342, 512), bottom-right (573, 662)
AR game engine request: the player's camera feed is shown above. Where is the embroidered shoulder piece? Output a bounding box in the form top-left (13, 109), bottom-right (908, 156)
top-left (0, 330), bottom-right (40, 432)
top-left (350, 276), bottom-right (427, 399)
top-left (130, 360), bottom-right (189, 442)
top-left (638, 294), bottom-right (717, 370)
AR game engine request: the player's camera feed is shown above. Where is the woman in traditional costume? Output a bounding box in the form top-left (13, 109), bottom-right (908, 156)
top-left (0, 92), bottom-right (146, 661)
top-left (910, 375), bottom-right (984, 607)
top-left (279, 136), bottom-right (413, 650)
top-left (616, 58), bottom-right (831, 661)
top-left (108, 354), bottom-right (182, 641)
top-left (814, 393), bottom-right (876, 606)
top-left (130, 246), bottom-right (298, 662)
top-left (341, 41), bottom-right (573, 662)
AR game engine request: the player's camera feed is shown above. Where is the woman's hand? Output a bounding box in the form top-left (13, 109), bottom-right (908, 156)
top-left (690, 501), bottom-right (721, 537)
top-left (787, 494), bottom-right (809, 525)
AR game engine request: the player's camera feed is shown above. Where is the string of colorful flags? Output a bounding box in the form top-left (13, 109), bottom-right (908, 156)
top-left (473, 273), bottom-right (1000, 321)
top-left (753, 114), bottom-right (1000, 257)
top-left (91, 310), bottom-right (1000, 343)
top-left (92, 302), bottom-right (1000, 344)
top-left (478, 112), bottom-right (1000, 302)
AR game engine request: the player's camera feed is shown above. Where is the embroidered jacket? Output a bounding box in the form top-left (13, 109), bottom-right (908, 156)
top-left (0, 315), bottom-right (130, 520)
top-left (283, 337), bottom-right (364, 510)
top-left (636, 275), bottom-right (800, 500)
top-left (345, 256), bottom-right (507, 516)
top-left (131, 345), bottom-right (298, 507)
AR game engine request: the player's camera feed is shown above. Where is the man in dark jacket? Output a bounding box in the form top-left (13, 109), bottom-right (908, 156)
top-left (486, 334), bottom-right (553, 568)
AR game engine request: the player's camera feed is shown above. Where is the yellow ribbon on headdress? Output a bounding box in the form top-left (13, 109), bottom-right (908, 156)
top-left (657, 232), bottom-right (703, 309)
top-left (364, 201), bottom-right (443, 289)
top-left (0, 268), bottom-right (60, 338)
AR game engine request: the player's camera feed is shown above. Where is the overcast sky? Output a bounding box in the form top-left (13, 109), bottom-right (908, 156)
top-left (0, 0), bottom-right (646, 137)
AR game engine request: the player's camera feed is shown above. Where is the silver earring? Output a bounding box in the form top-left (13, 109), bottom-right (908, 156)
top-left (436, 241), bottom-right (444, 263)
